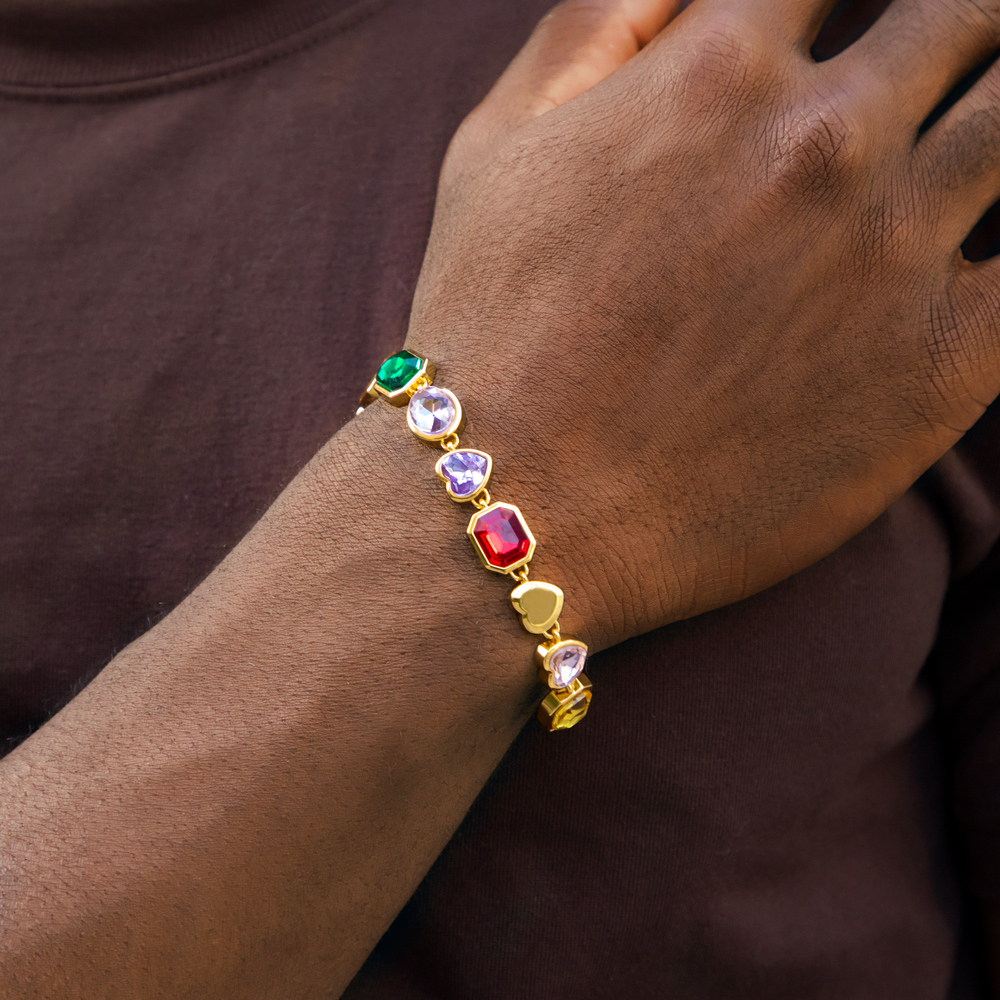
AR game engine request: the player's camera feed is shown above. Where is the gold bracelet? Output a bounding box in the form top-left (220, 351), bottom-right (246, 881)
top-left (358, 349), bottom-right (592, 731)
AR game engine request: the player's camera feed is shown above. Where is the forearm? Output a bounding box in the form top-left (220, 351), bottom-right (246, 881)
top-left (0, 403), bottom-right (551, 998)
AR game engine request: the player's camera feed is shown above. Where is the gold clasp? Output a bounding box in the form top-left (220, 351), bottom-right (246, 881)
top-left (405, 374), bottom-right (431, 397)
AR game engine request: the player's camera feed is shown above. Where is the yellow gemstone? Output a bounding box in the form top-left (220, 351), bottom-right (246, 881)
top-left (537, 674), bottom-right (592, 732)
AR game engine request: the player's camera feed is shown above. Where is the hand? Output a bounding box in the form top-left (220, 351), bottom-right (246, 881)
top-left (405, 0), bottom-right (1000, 649)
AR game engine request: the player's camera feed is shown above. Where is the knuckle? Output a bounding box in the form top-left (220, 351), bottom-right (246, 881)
top-left (762, 99), bottom-right (864, 200)
top-left (674, 17), bottom-right (779, 117)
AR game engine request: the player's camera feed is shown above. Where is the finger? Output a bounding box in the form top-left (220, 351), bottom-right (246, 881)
top-left (915, 57), bottom-right (1000, 238)
top-left (834, 0), bottom-right (1000, 129)
top-left (470, 0), bottom-right (683, 140)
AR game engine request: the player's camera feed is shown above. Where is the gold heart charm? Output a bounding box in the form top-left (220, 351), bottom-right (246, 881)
top-left (510, 581), bottom-right (564, 634)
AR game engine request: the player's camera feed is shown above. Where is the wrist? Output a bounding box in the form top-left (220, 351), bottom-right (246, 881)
top-left (399, 326), bottom-right (690, 647)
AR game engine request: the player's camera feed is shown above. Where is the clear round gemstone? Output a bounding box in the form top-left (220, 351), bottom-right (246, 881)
top-left (440, 450), bottom-right (489, 497)
top-left (408, 386), bottom-right (458, 438)
top-left (549, 645), bottom-right (587, 688)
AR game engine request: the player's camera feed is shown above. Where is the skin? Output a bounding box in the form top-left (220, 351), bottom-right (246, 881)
top-left (3, 0), bottom-right (1000, 994)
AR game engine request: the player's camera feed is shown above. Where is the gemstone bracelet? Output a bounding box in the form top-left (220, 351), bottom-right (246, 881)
top-left (357, 350), bottom-right (592, 731)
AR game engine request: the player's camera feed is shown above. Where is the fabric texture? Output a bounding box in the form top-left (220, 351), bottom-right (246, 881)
top-left (0, 0), bottom-right (998, 996)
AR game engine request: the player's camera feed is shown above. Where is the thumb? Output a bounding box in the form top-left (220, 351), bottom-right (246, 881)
top-left (468, 0), bottom-right (683, 142)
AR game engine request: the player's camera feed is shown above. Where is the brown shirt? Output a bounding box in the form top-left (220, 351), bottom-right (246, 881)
top-left (1, 1), bottom-right (998, 996)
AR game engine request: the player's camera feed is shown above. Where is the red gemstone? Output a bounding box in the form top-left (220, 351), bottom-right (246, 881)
top-left (471, 504), bottom-right (533, 569)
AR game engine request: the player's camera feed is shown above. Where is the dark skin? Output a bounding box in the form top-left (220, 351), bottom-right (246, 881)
top-left (3, 0), bottom-right (1000, 995)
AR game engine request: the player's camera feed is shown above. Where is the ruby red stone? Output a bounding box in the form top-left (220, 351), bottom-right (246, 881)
top-left (472, 505), bottom-right (532, 569)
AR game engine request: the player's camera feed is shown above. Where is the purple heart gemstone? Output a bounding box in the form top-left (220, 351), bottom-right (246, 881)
top-left (439, 450), bottom-right (490, 498)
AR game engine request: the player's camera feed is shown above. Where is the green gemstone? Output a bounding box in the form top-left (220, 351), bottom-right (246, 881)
top-left (376, 350), bottom-right (423, 393)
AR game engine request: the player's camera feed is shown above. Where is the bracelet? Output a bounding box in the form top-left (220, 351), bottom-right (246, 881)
top-left (358, 349), bottom-right (592, 731)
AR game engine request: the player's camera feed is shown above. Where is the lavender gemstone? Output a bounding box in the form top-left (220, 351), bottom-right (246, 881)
top-left (440, 450), bottom-right (490, 497)
top-left (549, 645), bottom-right (587, 688)
top-left (408, 386), bottom-right (458, 438)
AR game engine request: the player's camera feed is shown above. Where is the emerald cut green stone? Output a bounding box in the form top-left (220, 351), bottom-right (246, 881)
top-left (376, 351), bottom-right (423, 393)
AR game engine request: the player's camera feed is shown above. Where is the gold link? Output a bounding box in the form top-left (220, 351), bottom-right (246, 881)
top-left (542, 621), bottom-right (561, 644)
top-left (440, 432), bottom-right (460, 452)
top-left (471, 488), bottom-right (493, 511)
top-left (508, 565), bottom-right (530, 584)
top-left (405, 374), bottom-right (431, 397)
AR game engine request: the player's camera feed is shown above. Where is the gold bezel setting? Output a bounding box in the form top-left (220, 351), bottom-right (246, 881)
top-left (467, 501), bottom-right (536, 574)
top-left (434, 449), bottom-right (493, 502)
top-left (537, 674), bottom-right (593, 731)
top-left (535, 638), bottom-right (589, 687)
top-left (407, 386), bottom-right (464, 442)
top-left (375, 355), bottom-right (435, 407)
